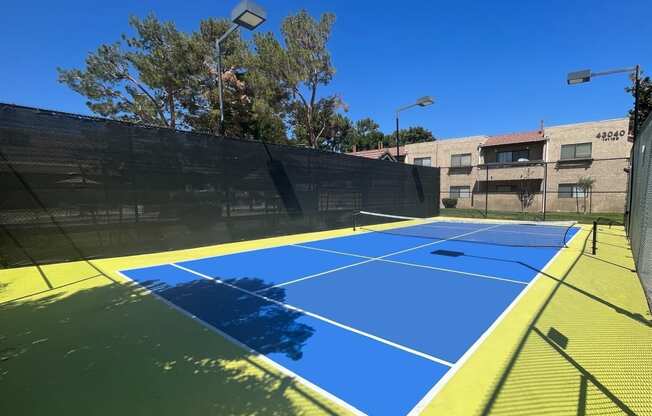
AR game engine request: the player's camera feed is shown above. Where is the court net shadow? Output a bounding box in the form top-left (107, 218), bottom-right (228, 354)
top-left (0, 274), bottom-right (344, 415)
top-left (464, 228), bottom-right (652, 415)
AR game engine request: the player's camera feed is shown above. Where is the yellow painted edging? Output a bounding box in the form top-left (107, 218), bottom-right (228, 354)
top-left (420, 224), bottom-right (652, 415)
top-left (6, 219), bottom-right (644, 416)
top-left (418, 224), bottom-right (592, 415)
top-left (0, 224), bottom-right (378, 416)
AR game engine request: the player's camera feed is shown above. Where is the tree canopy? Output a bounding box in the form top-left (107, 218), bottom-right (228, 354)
top-left (58, 10), bottom-right (434, 151)
top-left (626, 73), bottom-right (652, 133)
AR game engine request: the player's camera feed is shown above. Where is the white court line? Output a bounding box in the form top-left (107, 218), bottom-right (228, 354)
top-left (256, 258), bottom-right (379, 291)
top-left (115, 270), bottom-right (366, 416)
top-left (290, 244), bottom-right (527, 286)
top-left (170, 263), bottom-right (455, 368)
top-left (257, 224), bottom-right (503, 292)
top-left (405, 226), bottom-right (585, 416)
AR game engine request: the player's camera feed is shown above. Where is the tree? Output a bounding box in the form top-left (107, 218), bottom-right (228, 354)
top-left (316, 113), bottom-right (353, 152)
top-left (626, 74), bottom-right (652, 133)
top-left (58, 15), bottom-right (288, 142)
top-left (58, 15), bottom-right (194, 129)
top-left (338, 121), bottom-right (435, 152)
top-left (517, 168), bottom-right (536, 212)
top-left (342, 118), bottom-right (386, 151)
top-left (180, 18), bottom-right (251, 135)
top-left (252, 10), bottom-right (343, 148)
top-left (59, 10), bottom-right (349, 146)
top-left (577, 176), bottom-right (595, 214)
top-left (397, 126), bottom-right (436, 145)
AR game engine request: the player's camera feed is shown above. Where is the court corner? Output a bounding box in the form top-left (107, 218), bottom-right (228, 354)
top-left (416, 224), bottom-right (652, 415)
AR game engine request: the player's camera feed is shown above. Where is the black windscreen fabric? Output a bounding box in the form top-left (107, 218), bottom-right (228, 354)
top-left (0, 104), bottom-right (440, 268)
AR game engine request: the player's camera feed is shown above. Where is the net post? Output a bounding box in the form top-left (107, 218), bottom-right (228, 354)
top-left (353, 211), bottom-right (357, 231)
top-left (592, 220), bottom-right (597, 255)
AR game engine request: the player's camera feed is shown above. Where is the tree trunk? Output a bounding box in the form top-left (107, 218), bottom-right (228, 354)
top-left (167, 93), bottom-right (176, 129)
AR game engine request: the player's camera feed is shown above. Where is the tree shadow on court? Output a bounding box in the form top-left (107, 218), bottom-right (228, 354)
top-left (441, 228), bottom-right (652, 415)
top-left (137, 276), bottom-right (314, 360)
top-left (0, 276), bottom-right (342, 416)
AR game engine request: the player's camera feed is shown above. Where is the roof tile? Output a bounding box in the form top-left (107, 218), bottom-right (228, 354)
top-left (481, 130), bottom-right (545, 147)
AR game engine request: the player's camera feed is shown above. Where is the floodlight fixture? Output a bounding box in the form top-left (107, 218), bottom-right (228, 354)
top-left (231, 0), bottom-right (267, 30)
top-left (216, 1), bottom-right (267, 134)
top-left (565, 64), bottom-right (641, 234)
top-left (416, 96), bottom-right (435, 107)
top-left (394, 96), bottom-right (436, 162)
top-left (567, 69), bottom-right (592, 85)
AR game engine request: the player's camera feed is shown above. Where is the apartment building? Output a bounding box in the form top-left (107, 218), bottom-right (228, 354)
top-left (351, 118), bottom-right (632, 213)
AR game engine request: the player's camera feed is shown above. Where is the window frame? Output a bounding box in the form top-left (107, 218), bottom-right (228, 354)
top-left (450, 185), bottom-right (471, 198)
top-left (496, 149), bottom-right (530, 163)
top-left (560, 142), bottom-right (592, 160)
top-left (496, 185), bottom-right (514, 193)
top-left (414, 157), bottom-right (432, 167)
top-left (450, 153), bottom-right (472, 168)
top-left (558, 183), bottom-right (587, 198)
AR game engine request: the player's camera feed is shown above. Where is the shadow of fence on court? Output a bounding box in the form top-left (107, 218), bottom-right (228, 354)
top-left (476, 226), bottom-right (652, 415)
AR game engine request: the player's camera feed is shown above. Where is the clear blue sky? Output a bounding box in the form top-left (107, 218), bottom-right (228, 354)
top-left (1, 0), bottom-right (650, 139)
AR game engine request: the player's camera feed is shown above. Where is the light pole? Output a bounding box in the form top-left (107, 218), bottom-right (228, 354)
top-left (567, 66), bottom-right (640, 233)
top-left (395, 96), bottom-right (434, 162)
top-left (216, 0), bottom-right (266, 135)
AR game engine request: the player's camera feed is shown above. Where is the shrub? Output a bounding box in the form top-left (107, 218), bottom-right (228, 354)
top-left (442, 198), bottom-right (458, 208)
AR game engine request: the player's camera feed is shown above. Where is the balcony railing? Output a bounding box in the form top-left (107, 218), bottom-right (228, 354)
top-left (476, 160), bottom-right (545, 181)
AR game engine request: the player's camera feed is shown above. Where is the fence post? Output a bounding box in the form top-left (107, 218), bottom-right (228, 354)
top-left (543, 161), bottom-right (548, 221)
top-left (485, 164), bottom-right (489, 216)
top-left (592, 220), bottom-right (597, 255)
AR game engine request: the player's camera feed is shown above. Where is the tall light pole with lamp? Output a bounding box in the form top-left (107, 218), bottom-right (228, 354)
top-left (395, 96), bottom-right (434, 162)
top-left (215, 0), bottom-right (266, 135)
top-left (567, 65), bottom-right (640, 233)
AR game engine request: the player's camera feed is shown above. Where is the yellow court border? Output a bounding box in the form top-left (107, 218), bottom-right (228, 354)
top-left (1, 218), bottom-right (595, 415)
top-left (414, 221), bottom-right (591, 415)
top-left (420, 222), bottom-right (651, 415)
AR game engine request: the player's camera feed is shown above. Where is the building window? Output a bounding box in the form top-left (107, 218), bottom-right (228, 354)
top-left (414, 157), bottom-right (431, 166)
top-left (450, 186), bottom-right (471, 198)
top-left (558, 184), bottom-right (587, 198)
top-left (560, 143), bottom-right (592, 160)
top-left (496, 149), bottom-right (529, 163)
top-left (496, 185), bottom-right (514, 193)
top-left (451, 153), bottom-right (472, 167)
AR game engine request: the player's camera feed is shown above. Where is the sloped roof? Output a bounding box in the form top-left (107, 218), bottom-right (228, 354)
top-left (347, 147), bottom-right (406, 160)
top-left (480, 130), bottom-right (545, 147)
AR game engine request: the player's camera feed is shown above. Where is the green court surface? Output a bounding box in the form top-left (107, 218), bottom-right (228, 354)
top-left (0, 222), bottom-right (650, 415)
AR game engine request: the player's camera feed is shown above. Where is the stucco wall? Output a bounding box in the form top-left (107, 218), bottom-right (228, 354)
top-left (403, 118), bottom-right (631, 213)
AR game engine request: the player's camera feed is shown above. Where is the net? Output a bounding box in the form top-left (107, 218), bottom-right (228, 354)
top-left (353, 211), bottom-right (578, 248)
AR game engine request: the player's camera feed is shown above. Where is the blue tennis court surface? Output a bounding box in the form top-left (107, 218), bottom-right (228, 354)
top-left (120, 220), bottom-right (579, 415)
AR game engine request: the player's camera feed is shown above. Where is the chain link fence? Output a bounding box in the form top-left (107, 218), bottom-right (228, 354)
top-left (438, 158), bottom-right (628, 222)
top-left (0, 104), bottom-right (439, 268)
top-left (629, 114), bottom-right (652, 310)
